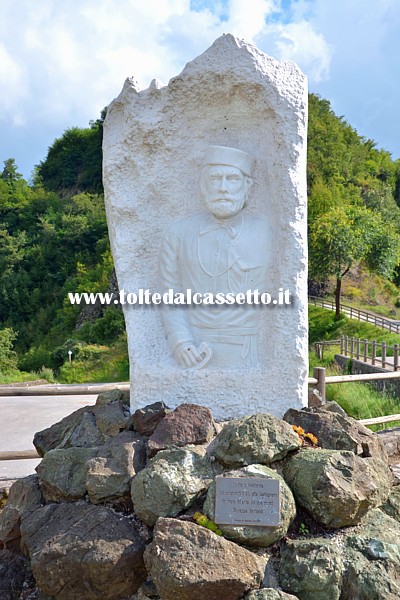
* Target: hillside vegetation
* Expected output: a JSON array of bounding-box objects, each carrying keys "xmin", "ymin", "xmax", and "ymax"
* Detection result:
[{"xmin": 1, "ymin": 94, "xmax": 400, "ymax": 381}]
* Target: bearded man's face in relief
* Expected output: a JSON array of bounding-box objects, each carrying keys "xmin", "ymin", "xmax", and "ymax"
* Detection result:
[{"xmin": 201, "ymin": 164, "xmax": 252, "ymax": 220}]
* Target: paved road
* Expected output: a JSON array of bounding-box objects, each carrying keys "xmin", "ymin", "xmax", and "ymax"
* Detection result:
[{"xmin": 0, "ymin": 394, "xmax": 97, "ymax": 482}]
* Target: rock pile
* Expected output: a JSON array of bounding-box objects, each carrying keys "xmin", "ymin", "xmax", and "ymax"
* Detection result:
[{"xmin": 1, "ymin": 392, "xmax": 400, "ymax": 599}]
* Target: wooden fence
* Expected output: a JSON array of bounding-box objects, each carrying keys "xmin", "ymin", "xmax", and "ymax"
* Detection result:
[
  {"xmin": 309, "ymin": 296, "xmax": 400, "ymax": 333},
  {"xmin": 309, "ymin": 366, "xmax": 400, "ymax": 426},
  {"xmin": 339, "ymin": 335, "xmax": 399, "ymax": 370}
]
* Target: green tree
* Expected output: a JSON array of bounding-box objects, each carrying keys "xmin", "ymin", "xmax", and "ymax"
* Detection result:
[
  {"xmin": 0, "ymin": 328, "xmax": 18, "ymax": 375},
  {"xmin": 1, "ymin": 158, "xmax": 22, "ymax": 185},
  {"xmin": 310, "ymin": 206, "xmax": 400, "ymax": 317},
  {"xmin": 36, "ymin": 109, "xmax": 106, "ymax": 196}
]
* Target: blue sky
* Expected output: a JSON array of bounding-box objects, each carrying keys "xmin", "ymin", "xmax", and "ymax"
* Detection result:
[{"xmin": 1, "ymin": 0, "xmax": 399, "ymax": 181}]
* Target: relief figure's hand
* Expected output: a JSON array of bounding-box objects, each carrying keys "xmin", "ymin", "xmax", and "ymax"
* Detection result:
[{"xmin": 174, "ymin": 341, "xmax": 212, "ymax": 369}]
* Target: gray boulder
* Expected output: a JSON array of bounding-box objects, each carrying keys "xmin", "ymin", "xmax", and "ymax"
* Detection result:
[
  {"xmin": 94, "ymin": 398, "xmax": 130, "ymax": 437},
  {"xmin": 376, "ymin": 426, "xmax": 400, "ymax": 464},
  {"xmin": 283, "ymin": 449, "xmax": 392, "ymax": 528},
  {"xmin": 342, "ymin": 508, "xmax": 400, "ymax": 599},
  {"xmin": 33, "ymin": 390, "xmax": 131, "ymax": 457},
  {"xmin": 33, "ymin": 406, "xmax": 101, "ymax": 456},
  {"xmin": 279, "ymin": 538, "xmax": 342, "ymax": 600},
  {"xmin": 147, "ymin": 403, "xmax": 215, "ymax": 457},
  {"xmin": 283, "ymin": 404, "xmax": 387, "ymax": 461},
  {"xmin": 203, "ymin": 465, "xmax": 296, "ymax": 547},
  {"xmin": 37, "ymin": 432, "xmax": 146, "ymax": 505},
  {"xmin": 20, "ymin": 502, "xmax": 147, "ymax": 600},
  {"xmin": 0, "ymin": 474, "xmax": 42, "ymax": 548},
  {"xmin": 210, "ymin": 413, "xmax": 301, "ymax": 467},
  {"xmin": 85, "ymin": 431, "xmax": 146, "ymax": 504},
  {"xmin": 95, "ymin": 388, "xmax": 126, "ymax": 406},
  {"xmin": 380, "ymin": 486, "xmax": 400, "ymax": 522},
  {"xmin": 131, "ymin": 445, "xmax": 217, "ymax": 525},
  {"xmin": 144, "ymin": 517, "xmax": 266, "ymax": 600},
  {"xmin": 36, "ymin": 447, "xmax": 98, "ymax": 502}
]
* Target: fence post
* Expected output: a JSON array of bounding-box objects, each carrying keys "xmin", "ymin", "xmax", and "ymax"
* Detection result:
[
  {"xmin": 382, "ymin": 342, "xmax": 387, "ymax": 369},
  {"xmin": 364, "ymin": 339, "xmax": 368, "ymax": 363},
  {"xmin": 356, "ymin": 338, "xmax": 360, "ymax": 360},
  {"xmin": 350, "ymin": 337, "xmax": 354, "ymax": 358},
  {"xmin": 372, "ymin": 340, "xmax": 376, "ymax": 366},
  {"xmin": 340, "ymin": 335, "xmax": 344, "ymax": 354},
  {"xmin": 395, "ymin": 344, "xmax": 399, "ymax": 371},
  {"xmin": 313, "ymin": 367, "xmax": 326, "ymax": 403},
  {"xmin": 344, "ymin": 336, "xmax": 348, "ymax": 356}
]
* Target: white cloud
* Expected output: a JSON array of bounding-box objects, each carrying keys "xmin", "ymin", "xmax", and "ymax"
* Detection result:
[
  {"xmin": 263, "ymin": 20, "xmax": 332, "ymax": 81},
  {"xmin": 1, "ymin": 0, "xmax": 399, "ymax": 177},
  {"xmin": 226, "ymin": 0, "xmax": 276, "ymax": 40},
  {"xmin": 0, "ymin": 43, "xmax": 27, "ymax": 114},
  {"xmin": 0, "ymin": 0, "xmax": 329, "ymax": 130}
]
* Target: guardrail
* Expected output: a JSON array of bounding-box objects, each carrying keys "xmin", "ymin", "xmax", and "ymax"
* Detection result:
[
  {"xmin": 0, "ymin": 382, "xmax": 130, "ymax": 397},
  {"xmin": 309, "ymin": 296, "xmax": 400, "ymax": 333},
  {"xmin": 0, "ymin": 450, "xmax": 40, "ymax": 460}
]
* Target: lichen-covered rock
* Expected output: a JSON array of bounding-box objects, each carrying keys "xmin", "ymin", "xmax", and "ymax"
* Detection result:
[
  {"xmin": 203, "ymin": 465, "xmax": 296, "ymax": 547},
  {"xmin": 144, "ymin": 517, "xmax": 266, "ymax": 600},
  {"xmin": 131, "ymin": 445, "xmax": 218, "ymax": 525},
  {"xmin": 133, "ymin": 401, "xmax": 171, "ymax": 436},
  {"xmin": 279, "ymin": 538, "xmax": 342, "ymax": 600},
  {"xmin": 283, "ymin": 449, "xmax": 392, "ymax": 528},
  {"xmin": 20, "ymin": 502, "xmax": 147, "ymax": 600},
  {"xmin": 376, "ymin": 426, "xmax": 400, "ymax": 464},
  {"xmin": 284, "ymin": 404, "xmax": 387, "ymax": 461},
  {"xmin": 342, "ymin": 508, "xmax": 400, "ymax": 599},
  {"xmin": 147, "ymin": 403, "xmax": 215, "ymax": 457},
  {"xmin": 95, "ymin": 389, "xmax": 125, "ymax": 406},
  {"xmin": 245, "ymin": 589, "xmax": 299, "ymax": 599},
  {"xmin": 0, "ymin": 475, "xmax": 42, "ymax": 548},
  {"xmin": 210, "ymin": 413, "xmax": 301, "ymax": 467},
  {"xmin": 94, "ymin": 398, "xmax": 130, "ymax": 436},
  {"xmin": 37, "ymin": 447, "xmax": 98, "ymax": 502},
  {"xmin": 380, "ymin": 486, "xmax": 400, "ymax": 522},
  {"xmin": 85, "ymin": 431, "xmax": 146, "ymax": 504}
]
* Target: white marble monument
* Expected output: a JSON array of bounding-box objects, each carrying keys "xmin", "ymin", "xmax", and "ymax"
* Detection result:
[{"xmin": 103, "ymin": 34, "xmax": 308, "ymax": 419}]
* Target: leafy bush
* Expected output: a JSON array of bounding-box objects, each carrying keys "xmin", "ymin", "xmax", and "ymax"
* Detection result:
[
  {"xmin": 78, "ymin": 307, "xmax": 125, "ymax": 345},
  {"xmin": 51, "ymin": 338, "xmax": 109, "ymax": 370},
  {"xmin": 0, "ymin": 328, "xmax": 18, "ymax": 374},
  {"xmin": 18, "ymin": 346, "xmax": 53, "ymax": 373}
]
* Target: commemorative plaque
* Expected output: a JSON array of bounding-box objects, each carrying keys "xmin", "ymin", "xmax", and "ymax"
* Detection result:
[{"xmin": 214, "ymin": 476, "xmax": 280, "ymax": 527}]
